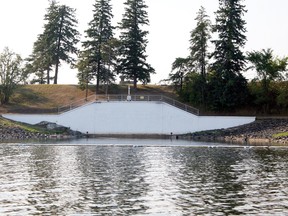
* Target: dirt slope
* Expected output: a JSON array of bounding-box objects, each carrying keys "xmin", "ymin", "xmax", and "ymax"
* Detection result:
[{"xmin": 0, "ymin": 84, "xmax": 176, "ymax": 114}]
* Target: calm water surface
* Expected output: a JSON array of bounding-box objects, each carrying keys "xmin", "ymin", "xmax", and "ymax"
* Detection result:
[{"xmin": 0, "ymin": 138, "xmax": 288, "ymax": 215}]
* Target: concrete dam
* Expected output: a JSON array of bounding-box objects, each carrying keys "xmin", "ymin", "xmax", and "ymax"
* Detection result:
[{"xmin": 3, "ymin": 95, "xmax": 255, "ymax": 136}]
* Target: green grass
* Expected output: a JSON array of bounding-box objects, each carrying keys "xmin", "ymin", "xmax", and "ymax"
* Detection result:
[
  {"xmin": 272, "ymin": 132, "xmax": 288, "ymax": 138},
  {"xmin": 0, "ymin": 116, "xmax": 60, "ymax": 135},
  {"xmin": 1, "ymin": 84, "xmax": 177, "ymax": 114}
]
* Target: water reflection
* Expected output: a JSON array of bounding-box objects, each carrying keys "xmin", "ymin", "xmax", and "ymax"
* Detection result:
[{"xmin": 0, "ymin": 139, "xmax": 288, "ymax": 215}]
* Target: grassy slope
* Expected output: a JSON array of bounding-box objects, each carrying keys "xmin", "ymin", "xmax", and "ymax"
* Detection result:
[
  {"xmin": 0, "ymin": 84, "xmax": 176, "ymax": 114},
  {"xmin": 0, "ymin": 116, "xmax": 49, "ymax": 135},
  {"xmin": 1, "ymin": 84, "xmax": 287, "ymax": 139}
]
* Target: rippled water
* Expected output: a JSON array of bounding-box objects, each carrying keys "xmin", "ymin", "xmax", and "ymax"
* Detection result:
[{"xmin": 1, "ymin": 139, "xmax": 288, "ymax": 215}]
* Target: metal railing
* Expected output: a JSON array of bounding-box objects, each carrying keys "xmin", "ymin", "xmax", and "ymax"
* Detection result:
[
  {"xmin": 57, "ymin": 94, "xmax": 96, "ymax": 114},
  {"xmin": 57, "ymin": 94, "xmax": 199, "ymax": 116}
]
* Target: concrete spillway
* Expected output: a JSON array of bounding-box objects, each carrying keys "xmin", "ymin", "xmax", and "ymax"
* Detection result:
[{"xmin": 3, "ymin": 101, "xmax": 255, "ymax": 135}]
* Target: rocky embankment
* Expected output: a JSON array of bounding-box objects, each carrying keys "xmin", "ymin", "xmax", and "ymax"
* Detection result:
[
  {"xmin": 0, "ymin": 127, "xmax": 47, "ymax": 140},
  {"xmin": 0, "ymin": 118, "xmax": 83, "ymax": 141},
  {"xmin": 188, "ymin": 118, "xmax": 288, "ymax": 145}
]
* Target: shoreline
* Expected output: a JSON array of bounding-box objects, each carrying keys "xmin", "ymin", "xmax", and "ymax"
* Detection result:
[
  {"xmin": 1, "ymin": 117, "xmax": 288, "ymax": 146},
  {"xmin": 183, "ymin": 118, "xmax": 288, "ymax": 146}
]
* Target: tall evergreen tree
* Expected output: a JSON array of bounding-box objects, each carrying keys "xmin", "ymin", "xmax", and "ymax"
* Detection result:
[
  {"xmin": 118, "ymin": 0, "xmax": 155, "ymax": 89},
  {"xmin": 188, "ymin": 6, "xmax": 211, "ymax": 106},
  {"xmin": 189, "ymin": 6, "xmax": 211, "ymax": 79},
  {"xmin": 79, "ymin": 0, "xmax": 114, "ymax": 93},
  {"xmin": 210, "ymin": 0, "xmax": 248, "ymax": 110},
  {"xmin": 52, "ymin": 4, "xmax": 80, "ymax": 84},
  {"xmin": 29, "ymin": 1, "xmax": 80, "ymax": 84},
  {"xmin": 26, "ymin": 1, "xmax": 58, "ymax": 84},
  {"xmin": 25, "ymin": 33, "xmax": 53, "ymax": 84}
]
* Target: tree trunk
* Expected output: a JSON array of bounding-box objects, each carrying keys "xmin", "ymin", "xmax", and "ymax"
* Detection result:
[
  {"xmin": 96, "ymin": 73, "xmax": 100, "ymax": 94},
  {"xmin": 54, "ymin": 11, "xmax": 64, "ymax": 85},
  {"xmin": 54, "ymin": 62, "xmax": 59, "ymax": 84},
  {"xmin": 133, "ymin": 76, "xmax": 137, "ymax": 89},
  {"xmin": 47, "ymin": 68, "xmax": 50, "ymax": 84},
  {"xmin": 96, "ymin": 60, "xmax": 101, "ymax": 94}
]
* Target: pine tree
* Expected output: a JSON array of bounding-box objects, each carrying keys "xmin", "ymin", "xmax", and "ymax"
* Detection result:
[
  {"xmin": 189, "ymin": 6, "xmax": 211, "ymax": 79},
  {"xmin": 188, "ymin": 6, "xmax": 211, "ymax": 105},
  {"xmin": 79, "ymin": 0, "xmax": 115, "ymax": 93},
  {"xmin": 26, "ymin": 1, "xmax": 58, "ymax": 84},
  {"xmin": 25, "ymin": 33, "xmax": 53, "ymax": 84},
  {"xmin": 29, "ymin": 1, "xmax": 80, "ymax": 84},
  {"xmin": 52, "ymin": 4, "xmax": 80, "ymax": 84},
  {"xmin": 210, "ymin": 0, "xmax": 248, "ymax": 110},
  {"xmin": 118, "ymin": 0, "xmax": 155, "ymax": 89}
]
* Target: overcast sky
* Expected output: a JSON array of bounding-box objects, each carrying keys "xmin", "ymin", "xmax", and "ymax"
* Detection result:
[{"xmin": 0, "ymin": 0, "xmax": 287, "ymax": 84}]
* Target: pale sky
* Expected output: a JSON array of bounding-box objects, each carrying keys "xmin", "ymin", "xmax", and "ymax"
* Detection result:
[{"xmin": 0, "ymin": 0, "xmax": 287, "ymax": 84}]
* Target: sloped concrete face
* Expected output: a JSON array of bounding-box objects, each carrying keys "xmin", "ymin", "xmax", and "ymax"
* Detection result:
[{"xmin": 3, "ymin": 101, "xmax": 255, "ymax": 135}]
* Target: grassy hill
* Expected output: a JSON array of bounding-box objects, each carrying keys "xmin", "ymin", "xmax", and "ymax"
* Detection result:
[{"xmin": 0, "ymin": 84, "xmax": 177, "ymax": 114}]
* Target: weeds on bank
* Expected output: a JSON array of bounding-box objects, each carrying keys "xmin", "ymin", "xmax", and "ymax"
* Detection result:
[{"xmin": 273, "ymin": 132, "xmax": 288, "ymax": 138}]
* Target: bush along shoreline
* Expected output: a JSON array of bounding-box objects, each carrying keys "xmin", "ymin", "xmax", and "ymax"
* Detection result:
[{"xmin": 182, "ymin": 118, "xmax": 288, "ymax": 146}]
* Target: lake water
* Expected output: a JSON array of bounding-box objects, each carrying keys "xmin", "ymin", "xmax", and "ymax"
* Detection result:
[{"xmin": 1, "ymin": 138, "xmax": 288, "ymax": 215}]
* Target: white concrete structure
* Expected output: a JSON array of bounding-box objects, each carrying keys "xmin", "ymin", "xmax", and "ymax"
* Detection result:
[{"xmin": 3, "ymin": 101, "xmax": 255, "ymax": 135}]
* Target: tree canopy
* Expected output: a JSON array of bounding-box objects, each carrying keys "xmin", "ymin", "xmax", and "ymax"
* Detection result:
[
  {"xmin": 117, "ymin": 0, "xmax": 155, "ymax": 89},
  {"xmin": 0, "ymin": 48, "xmax": 26, "ymax": 104},
  {"xmin": 27, "ymin": 0, "xmax": 80, "ymax": 84},
  {"xmin": 209, "ymin": 0, "xmax": 248, "ymax": 110},
  {"xmin": 78, "ymin": 0, "xmax": 115, "ymax": 93}
]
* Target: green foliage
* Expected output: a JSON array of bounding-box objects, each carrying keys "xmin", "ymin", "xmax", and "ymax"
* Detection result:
[
  {"xmin": 277, "ymin": 82, "xmax": 288, "ymax": 110},
  {"xmin": 118, "ymin": 0, "xmax": 155, "ymax": 88},
  {"xmin": 0, "ymin": 48, "xmax": 25, "ymax": 104},
  {"xmin": 273, "ymin": 132, "xmax": 288, "ymax": 138},
  {"xmin": 169, "ymin": 58, "xmax": 189, "ymax": 92},
  {"xmin": 210, "ymin": 0, "xmax": 248, "ymax": 110},
  {"xmin": 247, "ymin": 49, "xmax": 287, "ymax": 88},
  {"xmin": 25, "ymin": 33, "xmax": 54, "ymax": 84},
  {"xmin": 189, "ymin": 6, "xmax": 211, "ymax": 79},
  {"xmin": 78, "ymin": 0, "xmax": 115, "ymax": 93},
  {"xmin": 247, "ymin": 49, "xmax": 288, "ymax": 113},
  {"xmin": 182, "ymin": 72, "xmax": 206, "ymax": 107},
  {"xmin": 27, "ymin": 0, "xmax": 80, "ymax": 84},
  {"xmin": 170, "ymin": 6, "xmax": 211, "ymax": 107}
]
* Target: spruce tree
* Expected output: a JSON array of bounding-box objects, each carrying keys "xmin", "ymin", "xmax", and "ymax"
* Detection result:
[
  {"xmin": 25, "ymin": 33, "xmax": 53, "ymax": 84},
  {"xmin": 52, "ymin": 4, "xmax": 80, "ymax": 84},
  {"xmin": 79, "ymin": 0, "xmax": 114, "ymax": 93},
  {"xmin": 26, "ymin": 1, "xmax": 58, "ymax": 84},
  {"xmin": 188, "ymin": 6, "xmax": 211, "ymax": 106},
  {"xmin": 118, "ymin": 0, "xmax": 155, "ymax": 89},
  {"xmin": 210, "ymin": 0, "xmax": 248, "ymax": 110},
  {"xmin": 189, "ymin": 6, "xmax": 211, "ymax": 79},
  {"xmin": 29, "ymin": 1, "xmax": 80, "ymax": 84}
]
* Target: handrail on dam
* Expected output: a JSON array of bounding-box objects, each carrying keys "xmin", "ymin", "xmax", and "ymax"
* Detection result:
[{"xmin": 57, "ymin": 94, "xmax": 200, "ymax": 116}]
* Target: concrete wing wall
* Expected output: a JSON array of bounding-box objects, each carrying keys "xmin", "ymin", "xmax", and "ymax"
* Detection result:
[{"xmin": 3, "ymin": 101, "xmax": 255, "ymax": 135}]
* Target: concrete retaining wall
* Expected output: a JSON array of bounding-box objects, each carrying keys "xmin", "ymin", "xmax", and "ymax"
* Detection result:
[{"xmin": 3, "ymin": 101, "xmax": 255, "ymax": 135}]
